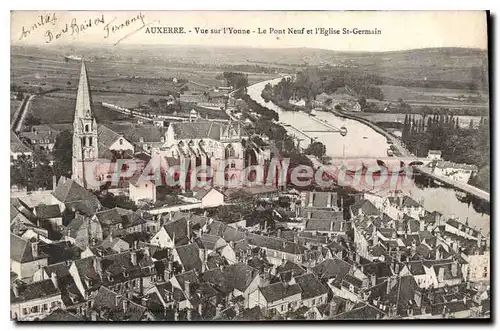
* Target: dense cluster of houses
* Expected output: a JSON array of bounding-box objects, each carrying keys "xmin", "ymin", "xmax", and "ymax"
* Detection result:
[
  {"xmin": 10, "ymin": 61, "xmax": 490, "ymax": 321},
  {"xmin": 10, "ymin": 178, "xmax": 490, "ymax": 321}
]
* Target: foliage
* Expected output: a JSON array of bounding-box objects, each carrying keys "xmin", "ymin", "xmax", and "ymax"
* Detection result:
[
  {"xmin": 304, "ymin": 141, "xmax": 326, "ymax": 158},
  {"xmin": 402, "ymin": 113, "xmax": 490, "ymax": 191},
  {"xmin": 98, "ymin": 193, "xmax": 138, "ymax": 211},
  {"xmin": 52, "ymin": 130, "xmax": 73, "ymax": 179}
]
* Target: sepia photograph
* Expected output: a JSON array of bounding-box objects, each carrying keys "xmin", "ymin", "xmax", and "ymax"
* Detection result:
[{"xmin": 9, "ymin": 10, "xmax": 490, "ymax": 321}]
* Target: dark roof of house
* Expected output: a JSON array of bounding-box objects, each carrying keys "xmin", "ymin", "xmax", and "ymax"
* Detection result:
[
  {"xmin": 11, "ymin": 279, "xmax": 60, "ymax": 303},
  {"xmin": 199, "ymin": 234, "xmax": 226, "ymax": 251},
  {"xmin": 92, "ymin": 286, "xmax": 148, "ymax": 321},
  {"xmin": 236, "ymin": 306, "xmax": 266, "ymax": 321},
  {"xmin": 164, "ymin": 217, "xmax": 190, "ymax": 244},
  {"xmin": 247, "ymin": 233, "xmax": 306, "ymax": 255},
  {"xmin": 294, "ymin": 273, "xmax": 328, "ymax": 300},
  {"xmin": 259, "ymin": 282, "xmax": 302, "ymax": 303},
  {"xmin": 303, "ymin": 210, "xmax": 344, "ymax": 221},
  {"xmin": 52, "ymin": 179, "xmax": 100, "ymax": 208},
  {"xmin": 312, "ymin": 258, "xmax": 352, "ymax": 281},
  {"xmin": 154, "ymin": 281, "xmax": 186, "ymax": 303},
  {"xmin": 224, "ymin": 263, "xmax": 259, "ymax": 292},
  {"xmin": 65, "ymin": 214, "xmax": 101, "ymax": 239},
  {"xmin": 39, "ymin": 241, "xmax": 81, "ymax": 264},
  {"xmin": 175, "ymin": 243, "xmax": 203, "ymax": 272},
  {"xmin": 303, "ymin": 191, "xmax": 337, "ymax": 209},
  {"xmin": 94, "ymin": 208, "xmax": 125, "ymax": 226},
  {"xmin": 34, "ymin": 204, "xmax": 61, "ymax": 219},
  {"xmin": 42, "ymin": 308, "xmax": 82, "ymax": 321},
  {"xmin": 305, "ymin": 219, "xmax": 345, "ymax": 232},
  {"xmin": 276, "ymin": 260, "xmax": 306, "ymax": 277},
  {"xmin": 385, "ymin": 275, "xmax": 420, "ymax": 310},
  {"xmin": 351, "ymin": 199, "xmax": 379, "ymax": 216},
  {"xmin": 330, "ymin": 303, "xmax": 385, "ymax": 320},
  {"xmin": 343, "ymin": 274, "xmax": 363, "ymax": 288},
  {"xmin": 407, "ymin": 261, "xmax": 426, "ymax": 275},
  {"xmin": 10, "ymin": 234, "xmax": 47, "ymax": 263},
  {"xmin": 97, "ymin": 125, "xmax": 124, "ymax": 149},
  {"xmin": 106, "ymin": 123, "xmax": 167, "ymax": 143}
]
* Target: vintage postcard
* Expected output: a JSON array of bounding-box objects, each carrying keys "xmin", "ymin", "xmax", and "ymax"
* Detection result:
[{"xmin": 10, "ymin": 11, "xmax": 490, "ymax": 321}]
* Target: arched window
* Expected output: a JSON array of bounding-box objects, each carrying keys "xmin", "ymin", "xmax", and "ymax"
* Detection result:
[
  {"xmin": 85, "ymin": 124, "xmax": 89, "ymax": 132},
  {"xmin": 225, "ymin": 144, "xmax": 235, "ymax": 159},
  {"xmin": 82, "ymin": 137, "xmax": 86, "ymax": 147},
  {"xmin": 119, "ymin": 138, "xmax": 123, "ymax": 145},
  {"xmin": 89, "ymin": 137, "xmax": 93, "ymax": 147}
]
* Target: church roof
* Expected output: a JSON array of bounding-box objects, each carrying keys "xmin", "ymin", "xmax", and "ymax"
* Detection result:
[{"xmin": 75, "ymin": 61, "xmax": 93, "ymax": 120}]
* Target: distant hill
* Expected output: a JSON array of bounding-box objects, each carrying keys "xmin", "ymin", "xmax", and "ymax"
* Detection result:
[{"xmin": 11, "ymin": 44, "xmax": 489, "ymax": 89}]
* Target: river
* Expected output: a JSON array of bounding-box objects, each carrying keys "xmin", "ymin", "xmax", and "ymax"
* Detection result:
[{"xmin": 246, "ymin": 77, "xmax": 490, "ymax": 235}]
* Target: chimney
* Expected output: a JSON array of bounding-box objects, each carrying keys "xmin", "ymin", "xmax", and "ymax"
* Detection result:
[
  {"xmin": 187, "ymin": 308, "xmax": 192, "ymax": 321},
  {"xmin": 50, "ymin": 272, "xmax": 58, "ymax": 289},
  {"xmin": 130, "ymin": 251, "xmax": 137, "ymax": 266},
  {"xmin": 371, "ymin": 273, "xmax": 377, "ymax": 287},
  {"xmin": 419, "ymin": 220, "xmax": 425, "ymax": 232},
  {"xmin": 184, "ymin": 280, "xmax": 191, "ymax": 299},
  {"xmin": 438, "ymin": 267, "xmax": 445, "ymax": 281},
  {"xmin": 52, "ymin": 175, "xmax": 57, "ymax": 191},
  {"xmin": 198, "ymin": 303, "xmax": 203, "ymax": 316},
  {"xmin": 91, "ymin": 310, "xmax": 98, "ymax": 321},
  {"xmin": 186, "ymin": 219, "xmax": 191, "ymax": 239},
  {"xmin": 372, "ymin": 225, "xmax": 378, "ymax": 246},
  {"xmin": 174, "ymin": 309, "xmax": 179, "ymax": 321},
  {"xmin": 451, "ymin": 263, "xmax": 458, "ymax": 277},
  {"xmin": 93, "ymin": 257, "xmax": 102, "ymax": 275},
  {"xmin": 31, "ymin": 241, "xmax": 39, "ymax": 258},
  {"xmin": 144, "ymin": 246, "xmax": 150, "ymax": 257},
  {"xmin": 12, "ymin": 283, "xmax": 19, "ymax": 297},
  {"xmin": 122, "ymin": 299, "xmax": 129, "ymax": 312},
  {"xmin": 355, "ymin": 253, "xmax": 360, "ymax": 264},
  {"xmin": 216, "ymin": 303, "xmax": 223, "ymax": 317},
  {"xmin": 115, "ymin": 294, "xmax": 122, "ymax": 306}
]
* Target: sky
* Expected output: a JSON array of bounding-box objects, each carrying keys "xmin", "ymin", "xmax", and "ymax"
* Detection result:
[{"xmin": 11, "ymin": 11, "xmax": 488, "ymax": 52}]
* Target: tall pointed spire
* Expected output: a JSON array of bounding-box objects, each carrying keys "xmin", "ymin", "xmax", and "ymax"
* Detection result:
[{"xmin": 75, "ymin": 60, "xmax": 93, "ymax": 120}]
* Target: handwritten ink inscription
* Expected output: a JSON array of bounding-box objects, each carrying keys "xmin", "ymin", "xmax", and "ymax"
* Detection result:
[
  {"xmin": 19, "ymin": 12, "xmax": 156, "ymax": 46},
  {"xmin": 19, "ymin": 13, "xmax": 58, "ymax": 41},
  {"xmin": 45, "ymin": 15, "xmax": 105, "ymax": 43}
]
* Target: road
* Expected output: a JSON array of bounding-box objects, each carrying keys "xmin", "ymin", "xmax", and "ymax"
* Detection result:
[{"xmin": 12, "ymin": 94, "xmax": 35, "ymax": 133}]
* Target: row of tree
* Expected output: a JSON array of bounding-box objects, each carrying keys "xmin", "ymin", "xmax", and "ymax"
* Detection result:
[{"xmin": 402, "ymin": 113, "xmax": 490, "ymax": 191}]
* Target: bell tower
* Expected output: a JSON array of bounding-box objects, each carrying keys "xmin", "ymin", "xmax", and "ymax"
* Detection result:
[{"xmin": 72, "ymin": 60, "xmax": 99, "ymax": 189}]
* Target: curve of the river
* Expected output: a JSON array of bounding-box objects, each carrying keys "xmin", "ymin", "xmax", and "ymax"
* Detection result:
[
  {"xmin": 247, "ymin": 78, "xmax": 391, "ymax": 159},
  {"xmin": 246, "ymin": 77, "xmax": 490, "ymax": 235}
]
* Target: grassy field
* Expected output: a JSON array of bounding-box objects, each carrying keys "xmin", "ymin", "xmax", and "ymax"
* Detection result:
[
  {"xmin": 29, "ymin": 95, "xmax": 130, "ymax": 124},
  {"xmin": 10, "ymin": 99, "xmax": 21, "ymax": 120}
]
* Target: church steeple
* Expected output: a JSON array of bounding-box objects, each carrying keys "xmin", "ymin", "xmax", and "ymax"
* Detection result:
[
  {"xmin": 72, "ymin": 60, "xmax": 99, "ymax": 189},
  {"xmin": 75, "ymin": 60, "xmax": 93, "ymax": 120}
]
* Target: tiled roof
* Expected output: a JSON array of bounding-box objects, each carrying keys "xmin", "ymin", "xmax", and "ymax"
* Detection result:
[
  {"xmin": 247, "ymin": 233, "xmax": 306, "ymax": 255},
  {"xmin": 224, "ymin": 263, "xmax": 258, "ymax": 292},
  {"xmin": 34, "ymin": 204, "xmax": 61, "ymax": 219},
  {"xmin": 94, "ymin": 208, "xmax": 124, "ymax": 226},
  {"xmin": 312, "ymin": 258, "xmax": 352, "ymax": 281},
  {"xmin": 175, "ymin": 243, "xmax": 203, "ymax": 272},
  {"xmin": 11, "ymin": 279, "xmax": 60, "ymax": 303},
  {"xmin": 330, "ymin": 303, "xmax": 385, "ymax": 320},
  {"xmin": 92, "ymin": 286, "xmax": 148, "ymax": 321},
  {"xmin": 259, "ymin": 282, "xmax": 301, "ymax": 303},
  {"xmin": 52, "ymin": 179, "xmax": 100, "ymax": 208},
  {"xmin": 42, "ymin": 309, "xmax": 82, "ymax": 321},
  {"xmin": 164, "ymin": 217, "xmax": 190, "ymax": 245},
  {"xmin": 10, "ymin": 131, "xmax": 32, "ymax": 154},
  {"xmin": 199, "ymin": 234, "xmax": 226, "ymax": 251},
  {"xmin": 305, "ymin": 219, "xmax": 345, "ymax": 232},
  {"xmin": 170, "ymin": 121, "xmax": 231, "ymax": 141},
  {"xmin": 294, "ymin": 273, "xmax": 328, "ymax": 300},
  {"xmin": 106, "ymin": 123, "xmax": 167, "ymax": 143},
  {"xmin": 351, "ymin": 199, "xmax": 379, "ymax": 216},
  {"xmin": 97, "ymin": 125, "xmax": 124, "ymax": 150},
  {"xmin": 10, "ymin": 234, "xmax": 47, "ymax": 263}
]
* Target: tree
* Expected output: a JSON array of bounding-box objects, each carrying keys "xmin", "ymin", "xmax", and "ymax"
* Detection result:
[
  {"xmin": 304, "ymin": 141, "xmax": 326, "ymax": 158},
  {"xmin": 358, "ymin": 96, "xmax": 367, "ymax": 110},
  {"xmin": 25, "ymin": 114, "xmax": 41, "ymax": 127},
  {"xmin": 53, "ymin": 130, "xmax": 73, "ymax": 179}
]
